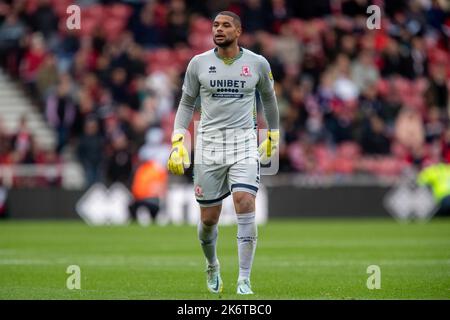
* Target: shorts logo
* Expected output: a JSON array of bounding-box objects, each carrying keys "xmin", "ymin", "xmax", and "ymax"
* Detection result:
[
  {"xmin": 195, "ymin": 185, "xmax": 204, "ymax": 198},
  {"xmin": 240, "ymin": 66, "xmax": 251, "ymax": 77}
]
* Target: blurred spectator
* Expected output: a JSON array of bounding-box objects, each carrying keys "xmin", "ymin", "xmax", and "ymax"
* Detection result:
[
  {"xmin": 20, "ymin": 33, "xmax": 47, "ymax": 93},
  {"xmin": 380, "ymin": 37, "xmax": 414, "ymax": 79},
  {"xmin": 426, "ymin": 0, "xmax": 447, "ymax": 31},
  {"xmin": 417, "ymin": 162, "xmax": 450, "ymax": 217},
  {"xmin": 0, "ymin": 13, "xmax": 26, "ymax": 76},
  {"xmin": 35, "ymin": 53, "xmax": 59, "ymax": 102},
  {"xmin": 441, "ymin": 128, "xmax": 450, "ymax": 164},
  {"xmin": 129, "ymin": 158, "xmax": 168, "ymax": 224},
  {"xmin": 359, "ymin": 83, "xmax": 383, "ymax": 118},
  {"xmin": 36, "ymin": 150, "xmax": 62, "ymax": 187},
  {"xmin": 305, "ymin": 108, "xmax": 328, "ymax": 143},
  {"xmin": 241, "ymin": 0, "xmax": 270, "ymax": 33},
  {"xmin": 360, "ymin": 115, "xmax": 391, "ymax": 155},
  {"xmin": 145, "ymin": 69, "xmax": 177, "ymax": 120},
  {"xmin": 77, "ymin": 118, "xmax": 104, "ymax": 186},
  {"xmin": 410, "ymin": 36, "xmax": 428, "ymax": 78},
  {"xmin": 166, "ymin": 0, "xmax": 189, "ymax": 47},
  {"xmin": 108, "ymin": 67, "xmax": 130, "ymax": 104},
  {"xmin": 274, "ymin": 23, "xmax": 303, "ymax": 74},
  {"xmin": 45, "ymin": 79, "xmax": 76, "ymax": 153},
  {"xmin": 395, "ymin": 107, "xmax": 425, "ymax": 153},
  {"xmin": 341, "ymin": 0, "xmax": 369, "ymax": 17},
  {"xmin": 331, "ymin": 54, "xmax": 359, "ymax": 101},
  {"xmin": 267, "ymin": 0, "xmax": 292, "ymax": 34},
  {"xmin": 54, "ymin": 29, "xmax": 80, "ymax": 73},
  {"xmin": 106, "ymin": 132, "xmax": 132, "ymax": 185},
  {"xmin": 129, "ymin": 128, "xmax": 168, "ymax": 224},
  {"xmin": 0, "ymin": 116, "xmax": 12, "ymax": 164},
  {"xmin": 339, "ymin": 33, "xmax": 358, "ymax": 60},
  {"xmin": 351, "ymin": 50, "xmax": 379, "ymax": 92},
  {"xmin": 11, "ymin": 116, "xmax": 34, "ymax": 164},
  {"xmin": 425, "ymin": 64, "xmax": 449, "ymax": 112},
  {"xmin": 73, "ymin": 89, "xmax": 96, "ymax": 137},
  {"xmin": 30, "ymin": 0, "xmax": 58, "ymax": 39},
  {"xmin": 131, "ymin": 1, "xmax": 167, "ymax": 48},
  {"xmin": 138, "ymin": 127, "xmax": 171, "ymax": 168},
  {"xmin": 424, "ymin": 107, "xmax": 445, "ymax": 143},
  {"xmin": 325, "ymin": 107, "xmax": 357, "ymax": 144},
  {"xmin": 378, "ymin": 82, "xmax": 403, "ymax": 128},
  {"xmin": 123, "ymin": 43, "xmax": 147, "ymax": 81}
]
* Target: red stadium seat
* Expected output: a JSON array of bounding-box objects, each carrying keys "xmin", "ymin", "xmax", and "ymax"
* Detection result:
[
  {"xmin": 25, "ymin": 0, "xmax": 38, "ymax": 14},
  {"xmin": 146, "ymin": 49, "xmax": 181, "ymax": 73},
  {"xmin": 188, "ymin": 33, "xmax": 214, "ymax": 52},
  {"xmin": 191, "ymin": 18, "xmax": 212, "ymax": 34},
  {"xmin": 102, "ymin": 18, "xmax": 126, "ymax": 42},
  {"xmin": 78, "ymin": 16, "xmax": 98, "ymax": 38},
  {"xmin": 174, "ymin": 47, "xmax": 195, "ymax": 67},
  {"xmin": 107, "ymin": 3, "xmax": 132, "ymax": 20},
  {"xmin": 337, "ymin": 142, "xmax": 361, "ymax": 159},
  {"xmin": 413, "ymin": 78, "xmax": 428, "ymax": 95},
  {"xmin": 376, "ymin": 79, "xmax": 389, "ymax": 97},
  {"xmin": 288, "ymin": 19, "xmax": 304, "ymax": 38},
  {"xmin": 332, "ymin": 157, "xmax": 354, "ymax": 174},
  {"xmin": 51, "ymin": 0, "xmax": 73, "ymax": 18},
  {"xmin": 83, "ymin": 4, "xmax": 104, "ymax": 21}
]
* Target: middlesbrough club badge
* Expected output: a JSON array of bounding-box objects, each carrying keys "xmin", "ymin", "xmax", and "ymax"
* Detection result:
[
  {"xmin": 241, "ymin": 65, "xmax": 251, "ymax": 77},
  {"xmin": 195, "ymin": 185, "xmax": 204, "ymax": 198}
]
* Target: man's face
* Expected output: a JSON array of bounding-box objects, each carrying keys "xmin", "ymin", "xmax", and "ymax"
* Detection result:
[{"xmin": 212, "ymin": 15, "xmax": 241, "ymax": 48}]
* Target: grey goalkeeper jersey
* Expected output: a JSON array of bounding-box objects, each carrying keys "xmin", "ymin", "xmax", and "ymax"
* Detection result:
[{"xmin": 175, "ymin": 47, "xmax": 279, "ymax": 149}]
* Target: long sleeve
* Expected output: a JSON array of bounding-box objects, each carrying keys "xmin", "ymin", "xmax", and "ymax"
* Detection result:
[
  {"xmin": 173, "ymin": 56, "xmax": 200, "ymax": 136},
  {"xmin": 173, "ymin": 92, "xmax": 197, "ymax": 136},
  {"xmin": 257, "ymin": 56, "xmax": 279, "ymax": 130},
  {"xmin": 260, "ymin": 90, "xmax": 279, "ymax": 130}
]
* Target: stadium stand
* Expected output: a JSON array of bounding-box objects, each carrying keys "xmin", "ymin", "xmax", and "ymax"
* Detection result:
[{"xmin": 0, "ymin": 0, "xmax": 448, "ymax": 188}]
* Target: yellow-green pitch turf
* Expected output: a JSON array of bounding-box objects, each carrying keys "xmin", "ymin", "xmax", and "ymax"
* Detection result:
[{"xmin": 0, "ymin": 218, "xmax": 449, "ymax": 299}]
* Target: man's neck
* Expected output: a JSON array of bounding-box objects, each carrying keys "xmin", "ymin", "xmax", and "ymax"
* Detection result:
[{"xmin": 216, "ymin": 44, "xmax": 240, "ymax": 59}]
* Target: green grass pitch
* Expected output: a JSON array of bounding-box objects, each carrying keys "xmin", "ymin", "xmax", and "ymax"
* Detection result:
[{"xmin": 0, "ymin": 218, "xmax": 449, "ymax": 300}]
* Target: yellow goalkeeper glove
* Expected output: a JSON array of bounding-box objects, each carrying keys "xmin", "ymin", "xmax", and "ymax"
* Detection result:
[
  {"xmin": 258, "ymin": 130, "xmax": 280, "ymax": 164},
  {"xmin": 167, "ymin": 133, "xmax": 190, "ymax": 175}
]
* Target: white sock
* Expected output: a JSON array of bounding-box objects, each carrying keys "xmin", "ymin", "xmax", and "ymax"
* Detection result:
[
  {"xmin": 236, "ymin": 212, "xmax": 257, "ymax": 281},
  {"xmin": 198, "ymin": 222, "xmax": 218, "ymax": 266}
]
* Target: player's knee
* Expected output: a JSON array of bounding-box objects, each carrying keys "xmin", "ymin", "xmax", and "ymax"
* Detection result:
[
  {"xmin": 201, "ymin": 217, "xmax": 219, "ymax": 226},
  {"xmin": 200, "ymin": 206, "xmax": 221, "ymax": 226},
  {"xmin": 234, "ymin": 193, "xmax": 255, "ymax": 213}
]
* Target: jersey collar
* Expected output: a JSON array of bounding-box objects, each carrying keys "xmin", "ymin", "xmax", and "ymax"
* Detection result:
[{"xmin": 214, "ymin": 47, "xmax": 243, "ymax": 65}]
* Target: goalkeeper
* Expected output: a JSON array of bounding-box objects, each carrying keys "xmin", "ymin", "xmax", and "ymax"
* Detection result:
[{"xmin": 167, "ymin": 11, "xmax": 279, "ymax": 295}]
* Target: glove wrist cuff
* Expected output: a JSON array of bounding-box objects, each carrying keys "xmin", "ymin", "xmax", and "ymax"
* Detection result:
[
  {"xmin": 268, "ymin": 130, "xmax": 280, "ymax": 141},
  {"xmin": 171, "ymin": 133, "xmax": 184, "ymax": 145}
]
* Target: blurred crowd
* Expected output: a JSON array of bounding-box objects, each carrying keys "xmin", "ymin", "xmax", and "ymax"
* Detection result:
[{"xmin": 0, "ymin": 0, "xmax": 449, "ymax": 188}]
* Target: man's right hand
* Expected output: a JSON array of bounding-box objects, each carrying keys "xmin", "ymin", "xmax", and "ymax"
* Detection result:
[
  {"xmin": 167, "ymin": 133, "xmax": 190, "ymax": 175},
  {"xmin": 258, "ymin": 130, "xmax": 280, "ymax": 164}
]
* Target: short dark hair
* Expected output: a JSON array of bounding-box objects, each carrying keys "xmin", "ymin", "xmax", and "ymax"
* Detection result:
[{"xmin": 215, "ymin": 11, "xmax": 241, "ymax": 28}]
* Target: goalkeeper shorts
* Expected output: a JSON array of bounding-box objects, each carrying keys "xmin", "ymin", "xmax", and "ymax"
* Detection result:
[{"xmin": 193, "ymin": 146, "xmax": 260, "ymax": 207}]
